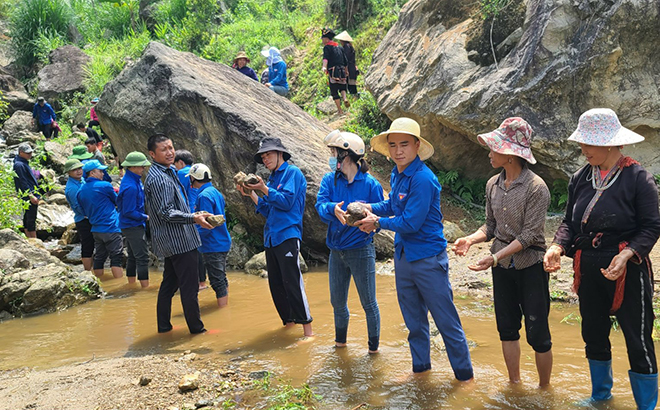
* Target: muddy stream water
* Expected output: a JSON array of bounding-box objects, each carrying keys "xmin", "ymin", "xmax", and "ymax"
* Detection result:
[{"xmin": 0, "ymin": 268, "xmax": 645, "ymax": 409}]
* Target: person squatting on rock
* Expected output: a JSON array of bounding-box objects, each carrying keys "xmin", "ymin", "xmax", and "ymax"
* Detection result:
[
  {"xmin": 63, "ymin": 158, "xmax": 94, "ymax": 271},
  {"xmin": 118, "ymin": 152, "xmax": 152, "ymax": 288},
  {"xmin": 321, "ymin": 29, "xmax": 350, "ymax": 115},
  {"xmin": 261, "ymin": 47, "xmax": 289, "ymax": 97},
  {"xmin": 453, "ymin": 118, "xmax": 553, "ymax": 387},
  {"xmin": 144, "ymin": 134, "xmax": 214, "ymax": 334},
  {"xmin": 189, "ymin": 163, "xmax": 232, "ymax": 308},
  {"xmin": 232, "ymin": 51, "xmax": 259, "ymax": 81},
  {"xmin": 13, "ymin": 143, "xmax": 40, "ymax": 238},
  {"xmin": 76, "ymin": 160, "xmax": 124, "ymax": 280},
  {"xmin": 356, "ymin": 118, "xmax": 474, "ymax": 381},
  {"xmin": 78, "ymin": 122, "xmax": 102, "ymax": 148},
  {"xmin": 315, "ymin": 130, "xmax": 383, "ymax": 353},
  {"xmin": 174, "ymin": 149, "xmax": 208, "ymax": 291},
  {"xmin": 32, "ymin": 97, "xmax": 56, "ymax": 140},
  {"xmin": 334, "ymin": 31, "xmax": 359, "ymax": 97},
  {"xmin": 237, "ymin": 137, "xmax": 313, "ymax": 337},
  {"xmin": 544, "ymin": 108, "xmax": 660, "ymax": 410}
]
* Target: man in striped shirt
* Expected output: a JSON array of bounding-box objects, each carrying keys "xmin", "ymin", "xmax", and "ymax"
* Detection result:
[{"xmin": 144, "ymin": 134, "xmax": 213, "ymax": 334}]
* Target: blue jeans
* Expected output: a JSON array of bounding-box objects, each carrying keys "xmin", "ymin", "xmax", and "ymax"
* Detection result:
[
  {"xmin": 329, "ymin": 243, "xmax": 380, "ymax": 351},
  {"xmin": 395, "ymin": 250, "xmax": 473, "ymax": 380},
  {"xmin": 268, "ymin": 84, "xmax": 288, "ymax": 96}
]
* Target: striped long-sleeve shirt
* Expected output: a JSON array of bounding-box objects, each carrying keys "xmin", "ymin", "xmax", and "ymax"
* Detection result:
[{"xmin": 144, "ymin": 161, "xmax": 201, "ymax": 257}]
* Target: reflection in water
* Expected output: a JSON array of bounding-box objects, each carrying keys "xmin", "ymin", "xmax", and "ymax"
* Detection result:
[{"xmin": 0, "ymin": 269, "xmax": 647, "ymax": 409}]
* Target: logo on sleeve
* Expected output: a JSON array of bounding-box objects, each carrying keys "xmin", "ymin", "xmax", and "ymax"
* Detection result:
[
  {"xmin": 398, "ymin": 193, "xmax": 407, "ymax": 200},
  {"xmin": 277, "ymin": 184, "xmax": 282, "ymax": 189}
]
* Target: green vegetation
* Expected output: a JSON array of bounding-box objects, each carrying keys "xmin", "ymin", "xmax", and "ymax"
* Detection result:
[
  {"xmin": 0, "ymin": 165, "xmax": 29, "ymax": 231},
  {"xmin": 253, "ymin": 373, "xmax": 322, "ymax": 410},
  {"xmin": 343, "ymin": 92, "xmax": 391, "ymax": 142},
  {"xmin": 436, "ymin": 169, "xmax": 488, "ymax": 206}
]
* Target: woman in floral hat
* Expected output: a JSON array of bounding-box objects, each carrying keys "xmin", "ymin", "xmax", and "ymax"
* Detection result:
[
  {"xmin": 544, "ymin": 108, "xmax": 659, "ymax": 409},
  {"xmin": 453, "ymin": 117, "xmax": 553, "ymax": 387}
]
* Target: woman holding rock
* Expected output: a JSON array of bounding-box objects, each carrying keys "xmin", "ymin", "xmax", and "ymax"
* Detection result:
[
  {"xmin": 544, "ymin": 108, "xmax": 660, "ymax": 409},
  {"xmin": 453, "ymin": 117, "xmax": 553, "ymax": 387},
  {"xmin": 315, "ymin": 130, "xmax": 384, "ymax": 353}
]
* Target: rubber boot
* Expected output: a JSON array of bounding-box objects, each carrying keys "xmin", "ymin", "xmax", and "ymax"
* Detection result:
[
  {"xmin": 629, "ymin": 370, "xmax": 658, "ymax": 410},
  {"xmin": 589, "ymin": 359, "xmax": 613, "ymax": 401}
]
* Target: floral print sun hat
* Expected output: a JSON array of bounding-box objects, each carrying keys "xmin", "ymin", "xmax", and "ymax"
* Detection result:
[
  {"xmin": 567, "ymin": 108, "xmax": 645, "ymax": 146},
  {"xmin": 477, "ymin": 117, "xmax": 536, "ymax": 164}
]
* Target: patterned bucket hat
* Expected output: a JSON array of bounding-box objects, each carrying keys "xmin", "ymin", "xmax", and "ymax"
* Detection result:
[
  {"xmin": 567, "ymin": 108, "xmax": 644, "ymax": 146},
  {"xmin": 477, "ymin": 117, "xmax": 536, "ymax": 164}
]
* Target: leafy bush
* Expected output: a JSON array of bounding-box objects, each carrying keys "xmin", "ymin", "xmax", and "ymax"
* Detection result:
[
  {"xmin": 9, "ymin": 0, "xmax": 73, "ymax": 68},
  {"xmin": 550, "ymin": 179, "xmax": 568, "ymax": 212},
  {"xmin": 436, "ymin": 169, "xmax": 488, "ymax": 205},
  {"xmin": 0, "ymin": 164, "xmax": 29, "ymax": 232},
  {"xmin": 343, "ymin": 92, "xmax": 390, "ymax": 143},
  {"xmin": 70, "ymin": 0, "xmax": 141, "ymax": 41}
]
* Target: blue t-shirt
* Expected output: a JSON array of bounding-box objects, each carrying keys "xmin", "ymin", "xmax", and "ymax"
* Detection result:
[
  {"xmin": 316, "ymin": 170, "xmax": 384, "ymax": 250},
  {"xmin": 117, "ymin": 169, "xmax": 148, "ymax": 229},
  {"xmin": 195, "ymin": 182, "xmax": 231, "ymax": 253},
  {"xmin": 255, "ymin": 162, "xmax": 306, "ymax": 247},
  {"xmin": 65, "ymin": 177, "xmax": 86, "ymax": 223},
  {"xmin": 371, "ymin": 156, "xmax": 447, "ymax": 262},
  {"xmin": 77, "ymin": 177, "xmax": 120, "ymax": 233}
]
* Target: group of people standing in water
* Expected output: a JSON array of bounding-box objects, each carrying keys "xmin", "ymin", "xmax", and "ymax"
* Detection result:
[{"xmin": 307, "ymin": 109, "xmax": 658, "ymax": 409}]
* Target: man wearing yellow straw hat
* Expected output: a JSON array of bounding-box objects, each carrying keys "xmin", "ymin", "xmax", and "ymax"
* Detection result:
[
  {"xmin": 357, "ymin": 117, "xmax": 474, "ymax": 381},
  {"xmin": 232, "ymin": 51, "xmax": 258, "ymax": 81}
]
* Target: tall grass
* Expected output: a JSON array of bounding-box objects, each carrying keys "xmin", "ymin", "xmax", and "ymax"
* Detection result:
[{"xmin": 9, "ymin": 0, "xmax": 73, "ymax": 68}]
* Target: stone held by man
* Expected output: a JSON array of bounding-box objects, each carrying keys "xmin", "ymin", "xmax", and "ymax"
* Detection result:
[
  {"xmin": 194, "ymin": 211, "xmax": 225, "ymax": 227},
  {"xmin": 233, "ymin": 171, "xmax": 260, "ymax": 193}
]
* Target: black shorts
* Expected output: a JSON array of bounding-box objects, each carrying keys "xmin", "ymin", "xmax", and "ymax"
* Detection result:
[
  {"xmin": 76, "ymin": 219, "xmax": 94, "ymax": 258},
  {"xmin": 92, "ymin": 232, "xmax": 124, "ymax": 269},
  {"xmin": 328, "ymin": 82, "xmax": 347, "ymax": 100},
  {"xmin": 492, "ymin": 262, "xmax": 552, "ymax": 353},
  {"xmin": 23, "ymin": 203, "xmax": 38, "ymax": 232}
]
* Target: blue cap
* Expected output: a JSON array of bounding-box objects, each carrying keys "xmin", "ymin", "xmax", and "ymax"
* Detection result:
[{"xmin": 82, "ymin": 159, "xmax": 108, "ymax": 173}]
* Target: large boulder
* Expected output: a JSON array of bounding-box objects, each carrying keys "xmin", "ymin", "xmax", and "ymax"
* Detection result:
[
  {"xmin": 37, "ymin": 45, "xmax": 91, "ymax": 104},
  {"xmin": 96, "ymin": 41, "xmax": 332, "ymax": 256},
  {"xmin": 44, "ymin": 137, "xmax": 84, "ymax": 174},
  {"xmin": 0, "ymin": 68, "xmax": 32, "ymax": 114},
  {"xmin": 36, "ymin": 204, "xmax": 76, "ymax": 239},
  {"xmin": 0, "ymin": 229, "xmax": 102, "ymax": 316},
  {"xmin": 366, "ymin": 0, "xmax": 660, "ymax": 179},
  {"xmin": 2, "ymin": 110, "xmax": 41, "ymax": 145}
]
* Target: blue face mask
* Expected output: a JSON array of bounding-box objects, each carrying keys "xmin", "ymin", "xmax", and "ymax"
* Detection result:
[{"xmin": 329, "ymin": 156, "xmax": 338, "ymax": 171}]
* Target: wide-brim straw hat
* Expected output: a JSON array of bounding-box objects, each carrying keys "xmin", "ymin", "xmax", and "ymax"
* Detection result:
[
  {"xmin": 254, "ymin": 137, "xmax": 291, "ymax": 164},
  {"xmin": 121, "ymin": 151, "xmax": 151, "ymax": 167},
  {"xmin": 370, "ymin": 117, "xmax": 434, "ymax": 161},
  {"xmin": 63, "ymin": 159, "xmax": 83, "ymax": 173},
  {"xmin": 567, "ymin": 108, "xmax": 645, "ymax": 146},
  {"xmin": 233, "ymin": 51, "xmax": 250, "ymax": 63},
  {"xmin": 477, "ymin": 117, "xmax": 537, "ymax": 164},
  {"xmin": 334, "ymin": 31, "xmax": 353, "ymax": 42}
]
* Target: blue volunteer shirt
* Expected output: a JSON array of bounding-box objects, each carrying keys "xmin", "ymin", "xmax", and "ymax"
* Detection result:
[
  {"xmin": 255, "ymin": 162, "xmax": 306, "ymax": 247},
  {"xmin": 65, "ymin": 177, "xmax": 86, "ymax": 223},
  {"xmin": 195, "ymin": 182, "xmax": 232, "ymax": 253},
  {"xmin": 32, "ymin": 102, "xmax": 56, "ymax": 125},
  {"xmin": 268, "ymin": 61, "xmax": 289, "ymax": 90},
  {"xmin": 76, "ymin": 177, "xmax": 120, "ymax": 233},
  {"xmin": 176, "ymin": 165, "xmax": 198, "ymax": 210},
  {"xmin": 371, "ymin": 156, "xmax": 447, "ymax": 262},
  {"xmin": 316, "ymin": 170, "xmax": 384, "ymax": 250},
  {"xmin": 13, "ymin": 155, "xmax": 39, "ymax": 199},
  {"xmin": 117, "ymin": 169, "xmax": 148, "ymax": 229}
]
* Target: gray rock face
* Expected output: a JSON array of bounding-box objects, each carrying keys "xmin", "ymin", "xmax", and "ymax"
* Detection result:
[
  {"xmin": 2, "ymin": 110, "xmax": 40, "ymax": 145},
  {"xmin": 0, "ymin": 229, "xmax": 101, "ymax": 316},
  {"xmin": 366, "ymin": 0, "xmax": 660, "ymax": 179},
  {"xmin": 36, "ymin": 204, "xmax": 75, "ymax": 239},
  {"xmin": 96, "ymin": 41, "xmax": 332, "ymax": 256},
  {"xmin": 37, "ymin": 45, "xmax": 91, "ymax": 104},
  {"xmin": 0, "ymin": 69, "xmax": 32, "ymax": 114},
  {"xmin": 443, "ymin": 221, "xmax": 467, "ymax": 243},
  {"xmin": 44, "ymin": 137, "xmax": 83, "ymax": 174}
]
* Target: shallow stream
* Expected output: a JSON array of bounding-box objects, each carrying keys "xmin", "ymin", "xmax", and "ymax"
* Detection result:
[{"xmin": 0, "ymin": 269, "xmax": 647, "ymax": 409}]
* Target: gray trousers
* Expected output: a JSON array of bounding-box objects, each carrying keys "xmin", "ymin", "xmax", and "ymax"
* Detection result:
[{"xmin": 122, "ymin": 226, "xmax": 150, "ymax": 280}]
